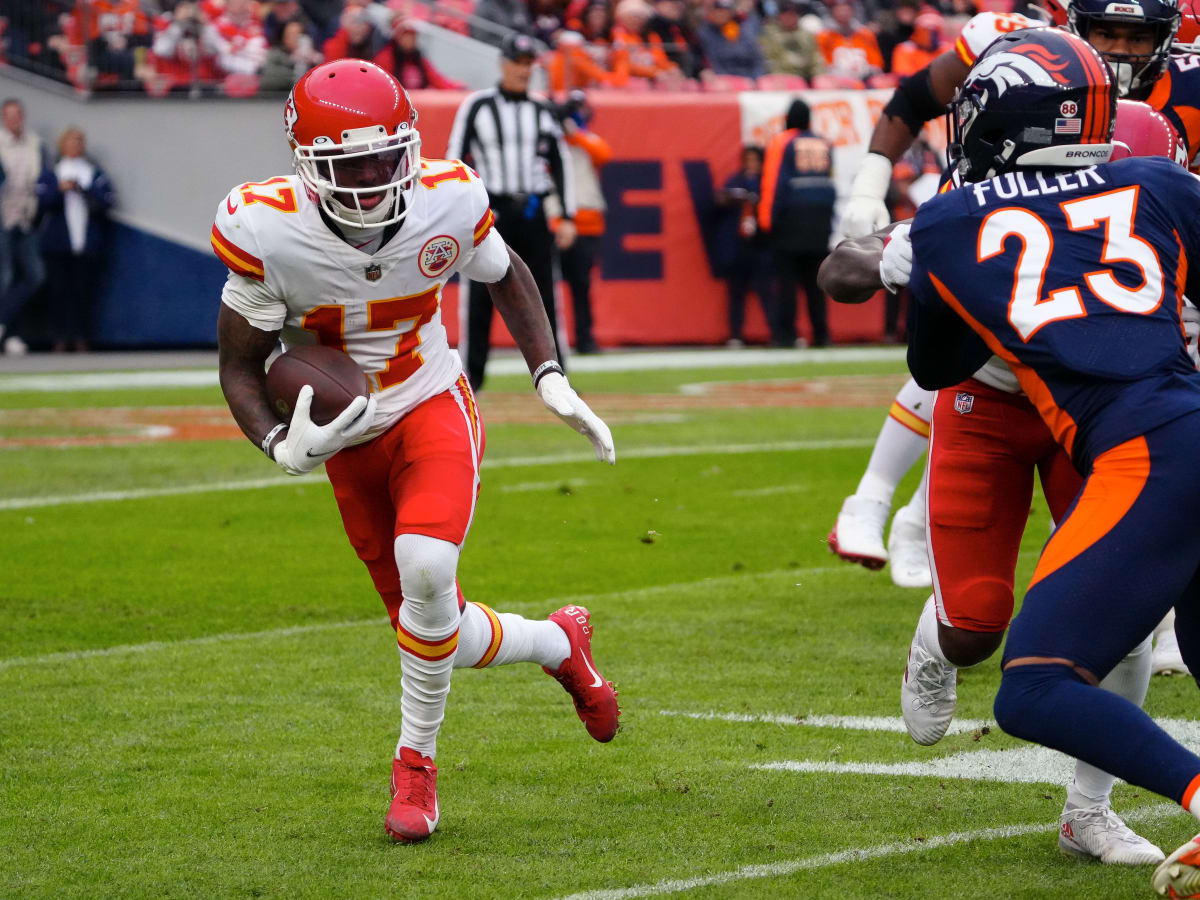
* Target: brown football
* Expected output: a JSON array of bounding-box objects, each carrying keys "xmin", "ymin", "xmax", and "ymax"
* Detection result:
[{"xmin": 265, "ymin": 344, "xmax": 371, "ymax": 426}]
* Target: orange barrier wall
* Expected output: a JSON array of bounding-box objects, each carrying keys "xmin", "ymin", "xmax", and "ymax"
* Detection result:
[{"xmin": 411, "ymin": 91, "xmax": 890, "ymax": 349}]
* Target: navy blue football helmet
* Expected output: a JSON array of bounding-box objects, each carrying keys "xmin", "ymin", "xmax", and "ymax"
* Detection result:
[
  {"xmin": 1068, "ymin": 0, "xmax": 1180, "ymax": 96},
  {"xmin": 949, "ymin": 28, "xmax": 1118, "ymax": 182}
]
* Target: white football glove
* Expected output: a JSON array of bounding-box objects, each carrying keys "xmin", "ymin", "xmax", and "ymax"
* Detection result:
[
  {"xmin": 840, "ymin": 152, "xmax": 893, "ymax": 240},
  {"xmin": 537, "ymin": 371, "xmax": 616, "ymax": 464},
  {"xmin": 1184, "ymin": 298, "xmax": 1200, "ymax": 369},
  {"xmin": 272, "ymin": 384, "xmax": 376, "ymax": 476},
  {"xmin": 879, "ymin": 222, "xmax": 913, "ymax": 294}
]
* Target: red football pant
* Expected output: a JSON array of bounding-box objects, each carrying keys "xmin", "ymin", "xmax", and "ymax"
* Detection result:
[
  {"xmin": 927, "ymin": 378, "xmax": 1082, "ymax": 633},
  {"xmin": 324, "ymin": 375, "xmax": 484, "ymax": 629}
]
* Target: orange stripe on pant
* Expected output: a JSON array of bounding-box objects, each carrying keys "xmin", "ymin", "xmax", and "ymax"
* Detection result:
[
  {"xmin": 1182, "ymin": 772, "xmax": 1200, "ymax": 810},
  {"xmin": 471, "ymin": 602, "xmax": 504, "ymax": 668},
  {"xmin": 1027, "ymin": 435, "xmax": 1150, "ymax": 590},
  {"xmin": 397, "ymin": 622, "xmax": 459, "ymax": 661}
]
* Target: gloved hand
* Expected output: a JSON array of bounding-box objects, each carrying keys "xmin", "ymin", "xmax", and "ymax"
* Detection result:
[
  {"xmin": 537, "ymin": 371, "xmax": 616, "ymax": 464},
  {"xmin": 879, "ymin": 222, "xmax": 913, "ymax": 294},
  {"xmin": 272, "ymin": 385, "xmax": 376, "ymax": 475},
  {"xmin": 1183, "ymin": 299, "xmax": 1200, "ymax": 369},
  {"xmin": 840, "ymin": 152, "xmax": 893, "ymax": 240}
]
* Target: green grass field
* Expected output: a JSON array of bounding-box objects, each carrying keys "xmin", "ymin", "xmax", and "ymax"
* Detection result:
[{"xmin": 2, "ymin": 350, "xmax": 1197, "ymax": 899}]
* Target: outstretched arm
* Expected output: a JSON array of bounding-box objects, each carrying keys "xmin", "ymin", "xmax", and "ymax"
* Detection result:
[
  {"xmin": 485, "ymin": 244, "xmax": 615, "ymax": 464},
  {"xmin": 818, "ymin": 221, "xmax": 909, "ymax": 304}
]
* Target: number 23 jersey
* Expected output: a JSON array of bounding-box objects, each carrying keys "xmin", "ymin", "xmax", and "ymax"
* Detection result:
[
  {"xmin": 908, "ymin": 156, "xmax": 1200, "ymax": 470},
  {"xmin": 212, "ymin": 159, "xmax": 507, "ymax": 437}
]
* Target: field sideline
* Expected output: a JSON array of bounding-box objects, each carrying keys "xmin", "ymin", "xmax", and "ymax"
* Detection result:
[{"xmin": 2, "ymin": 347, "xmax": 1197, "ymax": 899}]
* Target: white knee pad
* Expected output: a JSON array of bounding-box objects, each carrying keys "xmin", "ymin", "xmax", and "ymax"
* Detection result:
[{"xmin": 394, "ymin": 533, "xmax": 461, "ymax": 634}]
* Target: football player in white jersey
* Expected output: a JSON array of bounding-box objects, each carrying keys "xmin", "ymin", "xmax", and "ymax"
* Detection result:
[{"xmin": 213, "ymin": 59, "xmax": 619, "ymax": 845}]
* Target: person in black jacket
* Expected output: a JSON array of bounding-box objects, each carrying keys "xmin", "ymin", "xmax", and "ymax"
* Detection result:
[{"xmin": 35, "ymin": 127, "xmax": 115, "ymax": 352}]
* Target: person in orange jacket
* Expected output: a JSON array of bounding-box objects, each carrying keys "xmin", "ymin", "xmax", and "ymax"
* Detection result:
[
  {"xmin": 890, "ymin": 11, "xmax": 943, "ymax": 76},
  {"xmin": 555, "ymin": 91, "xmax": 611, "ymax": 354},
  {"xmin": 816, "ymin": 0, "xmax": 883, "ymax": 79}
]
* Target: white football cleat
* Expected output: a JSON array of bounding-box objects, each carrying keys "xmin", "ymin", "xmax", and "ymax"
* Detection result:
[
  {"xmin": 901, "ymin": 604, "xmax": 957, "ymax": 746},
  {"xmin": 1154, "ymin": 833, "xmax": 1200, "ymax": 896},
  {"xmin": 1059, "ymin": 803, "xmax": 1165, "ymax": 865},
  {"xmin": 1152, "ymin": 627, "xmax": 1190, "ymax": 676},
  {"xmin": 887, "ymin": 503, "xmax": 932, "ymax": 589},
  {"xmin": 828, "ymin": 494, "xmax": 889, "ymax": 570}
]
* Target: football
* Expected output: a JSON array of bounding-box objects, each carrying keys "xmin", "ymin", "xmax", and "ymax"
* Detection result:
[{"xmin": 265, "ymin": 344, "xmax": 371, "ymax": 426}]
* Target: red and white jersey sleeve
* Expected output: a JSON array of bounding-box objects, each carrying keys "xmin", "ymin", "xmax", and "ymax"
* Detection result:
[
  {"xmin": 213, "ymin": 161, "xmax": 499, "ymax": 438},
  {"xmin": 954, "ymin": 12, "xmax": 1044, "ymax": 66}
]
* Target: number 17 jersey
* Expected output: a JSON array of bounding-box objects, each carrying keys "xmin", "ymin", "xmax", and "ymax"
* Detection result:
[
  {"xmin": 212, "ymin": 159, "xmax": 506, "ymax": 439},
  {"xmin": 908, "ymin": 155, "xmax": 1200, "ymax": 470}
]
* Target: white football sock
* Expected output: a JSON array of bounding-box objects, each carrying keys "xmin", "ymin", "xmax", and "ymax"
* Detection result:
[
  {"xmin": 1065, "ymin": 634, "xmax": 1153, "ymax": 809},
  {"xmin": 855, "ymin": 378, "xmax": 932, "ymax": 507},
  {"xmin": 898, "ymin": 468, "xmax": 928, "ymax": 524},
  {"xmin": 916, "ymin": 593, "xmax": 953, "ymax": 669},
  {"xmin": 455, "ymin": 601, "xmax": 570, "ymax": 670},
  {"xmin": 1155, "ymin": 608, "xmax": 1177, "ymax": 640},
  {"xmin": 393, "ymin": 534, "xmax": 461, "ymax": 761}
]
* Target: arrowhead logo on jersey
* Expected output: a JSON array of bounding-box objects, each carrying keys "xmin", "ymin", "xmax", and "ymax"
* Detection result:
[
  {"xmin": 954, "ymin": 392, "xmax": 975, "ymax": 415},
  {"xmin": 967, "ymin": 44, "xmax": 1072, "ymax": 102},
  {"xmin": 418, "ymin": 235, "xmax": 460, "ymax": 279},
  {"xmin": 365, "ymin": 263, "xmax": 382, "ymax": 282}
]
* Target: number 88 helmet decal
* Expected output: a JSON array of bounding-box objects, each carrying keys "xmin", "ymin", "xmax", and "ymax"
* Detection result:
[
  {"xmin": 949, "ymin": 29, "xmax": 1117, "ymax": 183},
  {"xmin": 285, "ymin": 59, "xmax": 422, "ymax": 229}
]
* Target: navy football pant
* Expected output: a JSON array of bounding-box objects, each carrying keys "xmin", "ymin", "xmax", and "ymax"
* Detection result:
[{"xmin": 995, "ymin": 411, "xmax": 1200, "ymax": 808}]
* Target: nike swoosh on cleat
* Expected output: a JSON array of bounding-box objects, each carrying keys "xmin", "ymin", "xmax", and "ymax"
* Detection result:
[{"xmin": 581, "ymin": 653, "xmax": 604, "ymax": 689}]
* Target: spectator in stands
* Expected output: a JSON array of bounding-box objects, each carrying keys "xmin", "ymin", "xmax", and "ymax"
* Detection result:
[
  {"xmin": 374, "ymin": 18, "xmax": 465, "ymax": 88},
  {"xmin": 760, "ymin": 0, "xmax": 824, "ymax": 80},
  {"xmin": 546, "ymin": 30, "xmax": 619, "ymax": 90},
  {"xmin": 530, "ymin": 0, "xmax": 569, "ymax": 47},
  {"xmin": 472, "ymin": 0, "xmax": 533, "ymax": 45},
  {"xmin": 758, "ymin": 98, "xmax": 835, "ymax": 346},
  {"xmin": 35, "ymin": 127, "xmax": 115, "ymax": 354},
  {"xmin": 147, "ymin": 0, "xmax": 220, "ymax": 93},
  {"xmin": 714, "ymin": 145, "xmax": 779, "ymax": 347},
  {"xmin": 557, "ymin": 91, "xmax": 609, "ymax": 354},
  {"xmin": 697, "ymin": 0, "xmax": 766, "ymax": 80},
  {"xmin": 8, "ymin": 2, "xmax": 70, "ymax": 79},
  {"xmin": 262, "ymin": 0, "xmax": 317, "ymax": 46},
  {"xmin": 322, "ymin": 5, "xmax": 383, "ymax": 61},
  {"xmin": 646, "ymin": 0, "xmax": 702, "ymax": 77},
  {"xmin": 298, "ymin": 0, "xmax": 343, "ymax": 45},
  {"xmin": 890, "ymin": 10, "xmax": 942, "ymax": 74},
  {"xmin": 875, "ymin": 0, "xmax": 918, "ymax": 72},
  {"xmin": 816, "ymin": 0, "xmax": 883, "ymax": 80},
  {"xmin": 611, "ymin": 0, "xmax": 680, "ymax": 84},
  {"xmin": 0, "ymin": 99, "xmax": 47, "ymax": 356},
  {"xmin": 259, "ymin": 18, "xmax": 323, "ymax": 90},
  {"xmin": 208, "ymin": 0, "xmax": 267, "ymax": 76},
  {"xmin": 943, "ymin": 0, "xmax": 979, "ymax": 36},
  {"xmin": 78, "ymin": 0, "xmax": 152, "ymax": 87}
]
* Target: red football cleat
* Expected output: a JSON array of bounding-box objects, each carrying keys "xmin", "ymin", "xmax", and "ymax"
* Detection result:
[
  {"xmin": 386, "ymin": 747, "xmax": 439, "ymax": 844},
  {"xmin": 1154, "ymin": 833, "xmax": 1200, "ymax": 897},
  {"xmin": 544, "ymin": 605, "xmax": 621, "ymax": 743}
]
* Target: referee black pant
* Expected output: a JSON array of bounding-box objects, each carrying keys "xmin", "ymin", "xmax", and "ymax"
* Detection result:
[{"xmin": 461, "ymin": 196, "xmax": 565, "ymax": 390}]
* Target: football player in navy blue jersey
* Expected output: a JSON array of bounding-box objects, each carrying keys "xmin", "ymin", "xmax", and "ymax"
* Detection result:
[{"xmin": 900, "ymin": 28, "xmax": 1200, "ymax": 895}]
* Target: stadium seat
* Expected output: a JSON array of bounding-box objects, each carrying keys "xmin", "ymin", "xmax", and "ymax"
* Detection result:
[
  {"xmin": 703, "ymin": 74, "xmax": 757, "ymax": 92},
  {"xmin": 222, "ymin": 73, "xmax": 259, "ymax": 98},
  {"xmin": 756, "ymin": 73, "xmax": 808, "ymax": 90},
  {"xmin": 866, "ymin": 73, "xmax": 901, "ymax": 89},
  {"xmin": 810, "ymin": 74, "xmax": 866, "ymax": 90}
]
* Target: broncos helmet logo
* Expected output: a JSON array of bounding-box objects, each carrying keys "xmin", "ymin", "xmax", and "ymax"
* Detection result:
[{"xmin": 966, "ymin": 43, "xmax": 1073, "ymax": 103}]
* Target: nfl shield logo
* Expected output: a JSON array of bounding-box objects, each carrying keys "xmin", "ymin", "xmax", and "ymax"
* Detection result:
[
  {"xmin": 365, "ymin": 264, "xmax": 382, "ymax": 282},
  {"xmin": 954, "ymin": 392, "xmax": 974, "ymax": 415}
]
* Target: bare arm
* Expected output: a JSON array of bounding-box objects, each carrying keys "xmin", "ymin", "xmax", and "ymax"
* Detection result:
[
  {"xmin": 818, "ymin": 222, "xmax": 904, "ymax": 304},
  {"xmin": 486, "ymin": 246, "xmax": 560, "ymax": 375},
  {"xmin": 867, "ymin": 52, "xmax": 969, "ymax": 163},
  {"xmin": 217, "ymin": 303, "xmax": 286, "ymax": 454}
]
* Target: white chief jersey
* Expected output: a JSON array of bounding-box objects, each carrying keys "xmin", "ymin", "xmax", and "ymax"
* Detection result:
[{"xmin": 212, "ymin": 158, "xmax": 509, "ymax": 440}]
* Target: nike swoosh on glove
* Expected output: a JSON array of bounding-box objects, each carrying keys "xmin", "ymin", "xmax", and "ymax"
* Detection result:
[
  {"xmin": 272, "ymin": 385, "xmax": 376, "ymax": 476},
  {"xmin": 536, "ymin": 371, "xmax": 616, "ymax": 465}
]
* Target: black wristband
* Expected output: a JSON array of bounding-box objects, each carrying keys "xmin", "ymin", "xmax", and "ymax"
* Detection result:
[{"xmin": 532, "ymin": 360, "xmax": 564, "ymax": 388}]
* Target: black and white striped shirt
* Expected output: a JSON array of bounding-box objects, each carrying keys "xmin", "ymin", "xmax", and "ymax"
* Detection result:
[{"xmin": 445, "ymin": 87, "xmax": 575, "ymax": 218}]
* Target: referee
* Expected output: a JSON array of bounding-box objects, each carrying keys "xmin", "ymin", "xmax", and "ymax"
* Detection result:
[{"xmin": 446, "ymin": 32, "xmax": 576, "ymax": 390}]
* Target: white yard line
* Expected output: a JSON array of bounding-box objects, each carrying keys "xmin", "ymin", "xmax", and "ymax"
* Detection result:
[
  {"xmin": 549, "ymin": 804, "xmax": 1177, "ymax": 900},
  {"xmin": 0, "ymin": 347, "xmax": 908, "ymax": 393},
  {"xmin": 0, "ymin": 567, "xmax": 841, "ymax": 670},
  {"xmin": 0, "ymin": 439, "xmax": 872, "ymax": 511},
  {"xmin": 658, "ymin": 709, "xmax": 993, "ymax": 735}
]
